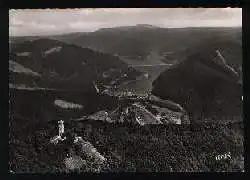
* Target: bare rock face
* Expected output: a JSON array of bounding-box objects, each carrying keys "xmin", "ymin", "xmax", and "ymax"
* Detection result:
[
  {"xmin": 64, "ymin": 155, "xmax": 86, "ymax": 173},
  {"xmin": 152, "ymin": 50, "xmax": 242, "ymax": 122},
  {"xmin": 66, "ymin": 137, "xmax": 108, "ymax": 172}
]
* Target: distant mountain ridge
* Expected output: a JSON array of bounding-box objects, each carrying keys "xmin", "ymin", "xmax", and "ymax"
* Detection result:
[
  {"xmin": 10, "ymin": 26, "xmax": 241, "ymax": 67},
  {"xmin": 47, "ymin": 26, "xmax": 241, "ymax": 65}
]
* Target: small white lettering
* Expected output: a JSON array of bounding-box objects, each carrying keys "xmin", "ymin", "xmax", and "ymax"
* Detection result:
[{"xmin": 215, "ymin": 152, "xmax": 231, "ymax": 161}]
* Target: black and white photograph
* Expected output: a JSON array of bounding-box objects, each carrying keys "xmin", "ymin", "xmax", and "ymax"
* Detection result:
[{"xmin": 9, "ymin": 8, "xmax": 244, "ymax": 172}]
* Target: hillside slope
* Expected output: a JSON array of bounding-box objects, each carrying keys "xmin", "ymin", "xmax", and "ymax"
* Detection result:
[
  {"xmin": 10, "ymin": 38, "xmax": 141, "ymax": 91},
  {"xmin": 152, "ymin": 46, "xmax": 242, "ymax": 122},
  {"xmin": 9, "ymin": 116, "xmax": 244, "ymax": 172}
]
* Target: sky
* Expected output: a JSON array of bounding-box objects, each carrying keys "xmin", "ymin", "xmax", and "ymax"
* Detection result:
[{"xmin": 9, "ymin": 8, "xmax": 242, "ymax": 36}]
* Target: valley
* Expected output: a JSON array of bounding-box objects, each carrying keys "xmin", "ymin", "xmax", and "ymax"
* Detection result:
[{"xmin": 9, "ymin": 25, "xmax": 243, "ymax": 173}]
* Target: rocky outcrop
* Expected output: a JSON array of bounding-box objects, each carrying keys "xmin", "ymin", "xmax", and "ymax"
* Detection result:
[{"xmin": 63, "ymin": 137, "xmax": 108, "ymax": 173}]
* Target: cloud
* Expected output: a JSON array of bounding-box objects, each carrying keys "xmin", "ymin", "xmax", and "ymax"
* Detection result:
[
  {"xmin": 78, "ymin": 8, "xmax": 148, "ymax": 15},
  {"xmin": 10, "ymin": 18, "xmax": 24, "ymax": 26},
  {"xmin": 9, "ymin": 8, "xmax": 242, "ymax": 36},
  {"xmin": 29, "ymin": 21, "xmax": 57, "ymax": 30},
  {"xmin": 68, "ymin": 21, "xmax": 106, "ymax": 31}
]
